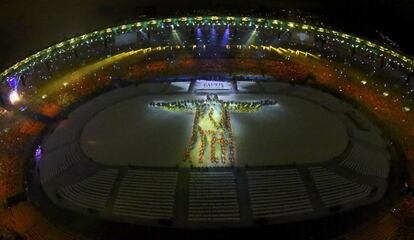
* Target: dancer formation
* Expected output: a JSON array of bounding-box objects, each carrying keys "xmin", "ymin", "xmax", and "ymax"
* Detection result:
[{"xmin": 149, "ymin": 94, "xmax": 276, "ymax": 167}]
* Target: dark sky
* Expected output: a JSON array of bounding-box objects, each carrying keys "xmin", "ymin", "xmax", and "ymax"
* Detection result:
[{"xmin": 0, "ymin": 0, "xmax": 413, "ymax": 70}]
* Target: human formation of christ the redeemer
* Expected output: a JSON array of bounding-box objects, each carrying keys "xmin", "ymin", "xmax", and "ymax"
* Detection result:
[{"xmin": 149, "ymin": 94, "xmax": 277, "ymax": 167}]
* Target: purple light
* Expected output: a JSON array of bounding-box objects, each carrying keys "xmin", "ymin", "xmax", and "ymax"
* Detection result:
[
  {"xmin": 6, "ymin": 75, "xmax": 21, "ymax": 105},
  {"xmin": 6, "ymin": 76, "xmax": 19, "ymax": 90},
  {"xmin": 34, "ymin": 146, "xmax": 42, "ymax": 161},
  {"xmin": 196, "ymin": 26, "xmax": 203, "ymax": 46},
  {"xmin": 221, "ymin": 25, "xmax": 230, "ymax": 47},
  {"xmin": 210, "ymin": 25, "xmax": 217, "ymax": 44}
]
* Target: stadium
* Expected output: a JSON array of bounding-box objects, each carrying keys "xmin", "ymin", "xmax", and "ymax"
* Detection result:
[{"xmin": 0, "ymin": 12, "xmax": 414, "ymax": 240}]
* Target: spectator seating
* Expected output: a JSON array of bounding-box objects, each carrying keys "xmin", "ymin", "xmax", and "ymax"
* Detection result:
[
  {"xmin": 309, "ymin": 167, "xmax": 371, "ymax": 208},
  {"xmin": 340, "ymin": 143, "xmax": 390, "ymax": 178},
  {"xmin": 247, "ymin": 169, "xmax": 313, "ymax": 218},
  {"xmin": 58, "ymin": 169, "xmax": 118, "ymax": 211},
  {"xmin": 113, "ymin": 170, "xmax": 178, "ymax": 219},
  {"xmin": 40, "ymin": 143, "xmax": 86, "ymax": 183},
  {"xmin": 188, "ymin": 171, "xmax": 240, "ymax": 222}
]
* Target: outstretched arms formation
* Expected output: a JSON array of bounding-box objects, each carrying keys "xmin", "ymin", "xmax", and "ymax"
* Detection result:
[
  {"xmin": 149, "ymin": 99, "xmax": 201, "ymax": 112},
  {"xmin": 224, "ymin": 99, "xmax": 277, "ymax": 112}
]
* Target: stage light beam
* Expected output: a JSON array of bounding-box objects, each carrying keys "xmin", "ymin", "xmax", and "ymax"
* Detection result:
[
  {"xmin": 245, "ymin": 27, "xmax": 258, "ymax": 45},
  {"xmin": 220, "ymin": 25, "xmax": 230, "ymax": 47}
]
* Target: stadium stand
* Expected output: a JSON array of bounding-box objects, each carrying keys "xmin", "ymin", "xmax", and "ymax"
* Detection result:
[
  {"xmin": 40, "ymin": 143, "xmax": 87, "ymax": 183},
  {"xmin": 340, "ymin": 143, "xmax": 390, "ymax": 178},
  {"xmin": 247, "ymin": 169, "xmax": 313, "ymax": 218},
  {"xmin": 309, "ymin": 167, "xmax": 372, "ymax": 208},
  {"xmin": 58, "ymin": 169, "xmax": 118, "ymax": 211},
  {"xmin": 188, "ymin": 171, "xmax": 240, "ymax": 222},
  {"xmin": 113, "ymin": 170, "xmax": 178, "ymax": 219}
]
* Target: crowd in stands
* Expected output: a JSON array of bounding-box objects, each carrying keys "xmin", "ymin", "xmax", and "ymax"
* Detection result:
[{"xmin": 0, "ymin": 43, "xmax": 414, "ymax": 238}]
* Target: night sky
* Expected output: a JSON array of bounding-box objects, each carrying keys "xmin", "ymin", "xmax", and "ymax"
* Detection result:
[{"xmin": 0, "ymin": 0, "xmax": 413, "ymax": 70}]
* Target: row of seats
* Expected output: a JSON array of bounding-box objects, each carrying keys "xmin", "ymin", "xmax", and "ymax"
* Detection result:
[
  {"xmin": 51, "ymin": 167, "xmax": 379, "ymax": 222},
  {"xmin": 310, "ymin": 167, "xmax": 371, "ymax": 208},
  {"xmin": 113, "ymin": 170, "xmax": 178, "ymax": 219},
  {"xmin": 58, "ymin": 169, "xmax": 118, "ymax": 211},
  {"xmin": 247, "ymin": 169, "xmax": 313, "ymax": 218},
  {"xmin": 188, "ymin": 172, "xmax": 240, "ymax": 221},
  {"xmin": 340, "ymin": 143, "xmax": 390, "ymax": 178},
  {"xmin": 40, "ymin": 143, "xmax": 82, "ymax": 183}
]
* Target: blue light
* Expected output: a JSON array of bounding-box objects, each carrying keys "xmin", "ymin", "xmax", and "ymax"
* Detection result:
[
  {"xmin": 221, "ymin": 25, "xmax": 230, "ymax": 47},
  {"xmin": 210, "ymin": 25, "xmax": 217, "ymax": 44},
  {"xmin": 6, "ymin": 76, "xmax": 19, "ymax": 90},
  {"xmin": 196, "ymin": 26, "xmax": 203, "ymax": 46}
]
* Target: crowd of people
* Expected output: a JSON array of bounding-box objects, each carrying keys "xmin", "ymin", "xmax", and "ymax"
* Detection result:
[{"xmin": 0, "ymin": 43, "xmax": 413, "ymax": 238}]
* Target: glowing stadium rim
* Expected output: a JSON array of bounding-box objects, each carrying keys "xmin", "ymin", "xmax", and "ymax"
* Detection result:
[{"xmin": 1, "ymin": 15, "xmax": 414, "ymax": 80}]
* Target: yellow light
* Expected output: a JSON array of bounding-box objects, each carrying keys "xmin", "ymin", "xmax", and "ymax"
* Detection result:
[
  {"xmin": 361, "ymin": 80, "xmax": 367, "ymax": 85},
  {"xmin": 403, "ymin": 107, "xmax": 410, "ymax": 112},
  {"xmin": 383, "ymin": 92, "xmax": 389, "ymax": 97},
  {"xmin": 42, "ymin": 94, "xmax": 47, "ymax": 99},
  {"xmin": 63, "ymin": 82, "xmax": 69, "ymax": 87},
  {"xmin": 9, "ymin": 90, "xmax": 20, "ymax": 105}
]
